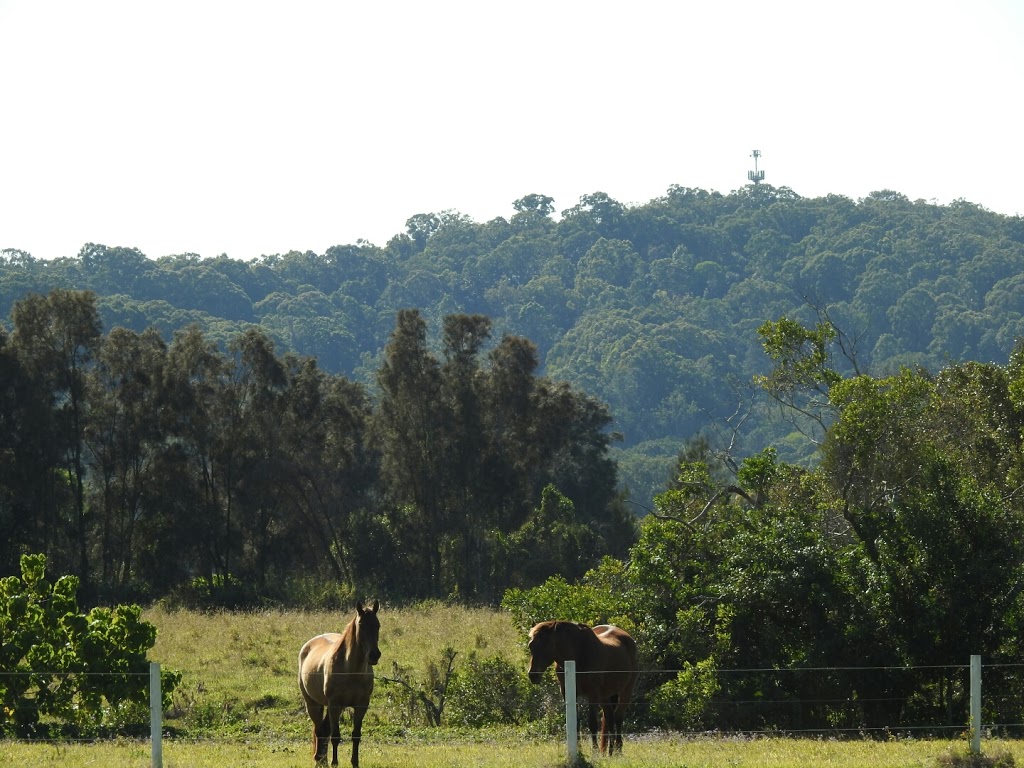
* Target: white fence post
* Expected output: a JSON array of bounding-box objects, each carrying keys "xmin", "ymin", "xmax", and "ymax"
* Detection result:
[
  {"xmin": 564, "ymin": 660, "xmax": 578, "ymax": 762},
  {"xmin": 150, "ymin": 662, "xmax": 163, "ymax": 768},
  {"xmin": 970, "ymin": 654, "xmax": 981, "ymax": 755}
]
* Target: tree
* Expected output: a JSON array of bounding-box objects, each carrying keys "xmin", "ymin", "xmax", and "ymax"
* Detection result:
[
  {"xmin": 755, "ymin": 315, "xmax": 844, "ymax": 443},
  {"xmin": 10, "ymin": 290, "xmax": 103, "ymax": 596},
  {"xmin": 278, "ymin": 357, "xmax": 377, "ymax": 594},
  {"xmin": 512, "ymin": 193, "xmax": 555, "ymax": 218},
  {"xmin": 85, "ymin": 327, "xmax": 168, "ymax": 598},
  {"xmin": 371, "ymin": 309, "xmax": 446, "ymax": 596},
  {"xmin": 160, "ymin": 325, "xmax": 236, "ymax": 591},
  {"xmin": 438, "ymin": 314, "xmax": 492, "ymax": 597},
  {"xmin": 507, "ymin": 485, "xmax": 596, "ymax": 586}
]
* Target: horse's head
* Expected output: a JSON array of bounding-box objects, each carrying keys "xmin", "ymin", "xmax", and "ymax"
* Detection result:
[
  {"xmin": 356, "ymin": 599, "xmax": 381, "ymax": 665},
  {"xmin": 527, "ymin": 621, "xmax": 570, "ymax": 683}
]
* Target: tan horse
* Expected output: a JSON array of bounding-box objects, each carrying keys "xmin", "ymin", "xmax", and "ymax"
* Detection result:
[
  {"xmin": 299, "ymin": 600, "xmax": 381, "ymax": 767},
  {"xmin": 527, "ymin": 620, "xmax": 638, "ymax": 755}
]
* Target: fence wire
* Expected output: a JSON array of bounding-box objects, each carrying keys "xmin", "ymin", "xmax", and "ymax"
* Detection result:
[{"xmin": 4, "ymin": 661, "xmax": 1024, "ymax": 744}]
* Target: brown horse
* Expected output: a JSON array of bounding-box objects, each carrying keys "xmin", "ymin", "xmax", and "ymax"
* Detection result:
[
  {"xmin": 298, "ymin": 600, "xmax": 381, "ymax": 767},
  {"xmin": 527, "ymin": 620, "xmax": 638, "ymax": 755}
]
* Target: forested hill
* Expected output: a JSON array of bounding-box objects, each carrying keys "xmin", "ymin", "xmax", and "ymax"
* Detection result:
[{"xmin": 4, "ymin": 185, "xmax": 1024, "ymax": 504}]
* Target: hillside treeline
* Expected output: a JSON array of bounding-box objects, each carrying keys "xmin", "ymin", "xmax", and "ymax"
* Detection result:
[
  {"xmin": 0, "ymin": 290, "xmax": 635, "ymax": 604},
  {"xmin": 5, "ymin": 185, "xmax": 1024, "ymax": 503}
]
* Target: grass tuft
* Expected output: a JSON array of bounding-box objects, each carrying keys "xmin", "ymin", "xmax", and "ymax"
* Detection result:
[{"xmin": 936, "ymin": 749, "xmax": 1017, "ymax": 768}]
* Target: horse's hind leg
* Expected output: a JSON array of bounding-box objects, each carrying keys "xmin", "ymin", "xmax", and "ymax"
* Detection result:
[
  {"xmin": 587, "ymin": 702, "xmax": 601, "ymax": 752},
  {"xmin": 606, "ymin": 700, "xmax": 622, "ymax": 753},
  {"xmin": 315, "ymin": 716, "xmax": 331, "ymax": 764},
  {"xmin": 302, "ymin": 698, "xmax": 329, "ymax": 764},
  {"xmin": 602, "ymin": 694, "xmax": 620, "ymax": 755},
  {"xmin": 610, "ymin": 706, "xmax": 623, "ymax": 755}
]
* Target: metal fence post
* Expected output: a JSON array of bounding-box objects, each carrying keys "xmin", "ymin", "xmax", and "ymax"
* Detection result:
[
  {"xmin": 564, "ymin": 660, "xmax": 578, "ymax": 762},
  {"xmin": 970, "ymin": 655, "xmax": 981, "ymax": 755},
  {"xmin": 150, "ymin": 662, "xmax": 163, "ymax": 768}
]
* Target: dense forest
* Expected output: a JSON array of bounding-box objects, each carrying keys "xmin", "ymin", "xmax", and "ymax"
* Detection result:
[
  {"xmin": 5, "ymin": 185, "xmax": 1023, "ymax": 504},
  {"xmin": 0, "ymin": 291, "xmax": 634, "ymax": 604}
]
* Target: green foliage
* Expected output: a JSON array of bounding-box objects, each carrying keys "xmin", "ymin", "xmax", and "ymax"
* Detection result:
[
  {"xmin": 171, "ymin": 574, "xmax": 260, "ymax": 610},
  {"xmin": 0, "ymin": 554, "xmax": 180, "ymax": 737},
  {"xmin": 648, "ymin": 657, "xmax": 721, "ymax": 730},
  {"xmin": 378, "ymin": 646, "xmax": 457, "ymax": 727},
  {"xmin": 446, "ymin": 652, "xmax": 543, "ymax": 727},
  {"xmin": 506, "ymin": 486, "xmax": 598, "ymax": 586},
  {"xmin": 501, "ymin": 575, "xmax": 624, "ymax": 633},
  {"xmin": 0, "ymin": 289, "xmax": 626, "ymax": 606},
  {"xmin": 6, "ymin": 188, "xmax": 1024, "ymax": 508}
]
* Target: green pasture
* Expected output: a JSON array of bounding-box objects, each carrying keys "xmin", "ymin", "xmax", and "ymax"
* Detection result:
[
  {"xmin": 0, "ymin": 734, "xmax": 1014, "ymax": 767},
  {"xmin": 141, "ymin": 602, "xmax": 528, "ymax": 738},
  {"xmin": 0, "ymin": 604, "xmax": 1013, "ymax": 766}
]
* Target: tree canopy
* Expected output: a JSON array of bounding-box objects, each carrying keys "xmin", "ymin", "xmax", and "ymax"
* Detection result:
[
  {"xmin": 5, "ymin": 186, "xmax": 1022, "ymax": 503},
  {"xmin": 0, "ymin": 293, "xmax": 630, "ymax": 604}
]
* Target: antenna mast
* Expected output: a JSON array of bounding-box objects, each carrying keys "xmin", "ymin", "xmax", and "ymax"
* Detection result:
[{"xmin": 748, "ymin": 149, "xmax": 765, "ymax": 185}]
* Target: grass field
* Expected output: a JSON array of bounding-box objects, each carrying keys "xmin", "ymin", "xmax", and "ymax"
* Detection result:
[
  {"xmin": 0, "ymin": 603, "xmax": 1014, "ymax": 766},
  {"xmin": 0, "ymin": 734, "xmax": 1016, "ymax": 767},
  {"xmin": 142, "ymin": 601, "xmax": 529, "ymax": 738}
]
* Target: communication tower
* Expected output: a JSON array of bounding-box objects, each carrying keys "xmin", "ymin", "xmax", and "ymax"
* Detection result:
[{"xmin": 748, "ymin": 149, "xmax": 765, "ymax": 185}]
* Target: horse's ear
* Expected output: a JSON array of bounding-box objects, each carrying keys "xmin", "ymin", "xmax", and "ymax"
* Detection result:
[
  {"xmin": 356, "ymin": 600, "xmax": 364, "ymax": 613},
  {"xmin": 370, "ymin": 599, "xmax": 379, "ymax": 613}
]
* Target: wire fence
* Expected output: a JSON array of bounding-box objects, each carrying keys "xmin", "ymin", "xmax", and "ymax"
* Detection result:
[
  {"xmin": 0, "ymin": 664, "xmax": 162, "ymax": 759},
  {"xmin": 6, "ymin": 659, "xmax": 1024, "ymax": 760},
  {"xmin": 561, "ymin": 659, "xmax": 1024, "ymax": 742}
]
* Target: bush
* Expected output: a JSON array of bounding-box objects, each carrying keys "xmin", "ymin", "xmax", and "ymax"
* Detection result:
[
  {"xmin": 0, "ymin": 553, "xmax": 181, "ymax": 737},
  {"xmin": 446, "ymin": 653, "xmax": 543, "ymax": 727},
  {"xmin": 167, "ymin": 573, "xmax": 259, "ymax": 610},
  {"xmin": 648, "ymin": 658, "xmax": 720, "ymax": 730}
]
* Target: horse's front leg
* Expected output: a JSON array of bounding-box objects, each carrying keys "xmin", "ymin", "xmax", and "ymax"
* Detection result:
[
  {"xmin": 351, "ymin": 705, "xmax": 367, "ymax": 767},
  {"xmin": 328, "ymin": 705, "xmax": 342, "ymax": 767}
]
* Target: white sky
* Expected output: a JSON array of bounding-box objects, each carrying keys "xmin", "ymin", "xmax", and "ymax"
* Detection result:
[{"xmin": 1, "ymin": 0, "xmax": 1022, "ymax": 262}]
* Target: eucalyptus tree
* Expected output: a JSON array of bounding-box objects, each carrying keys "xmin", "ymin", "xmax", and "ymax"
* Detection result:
[
  {"xmin": 84, "ymin": 326, "xmax": 168, "ymax": 596},
  {"xmin": 438, "ymin": 313, "xmax": 492, "ymax": 597},
  {"xmin": 10, "ymin": 290, "xmax": 102, "ymax": 593},
  {"xmin": 0, "ymin": 326, "xmax": 42, "ymax": 575},
  {"xmin": 371, "ymin": 309, "xmax": 447, "ymax": 596},
  {"xmin": 276, "ymin": 358, "xmax": 377, "ymax": 592},
  {"xmin": 160, "ymin": 325, "xmax": 236, "ymax": 590}
]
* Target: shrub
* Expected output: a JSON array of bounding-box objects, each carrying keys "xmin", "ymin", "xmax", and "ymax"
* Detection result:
[
  {"xmin": 0, "ymin": 553, "xmax": 181, "ymax": 737},
  {"xmin": 446, "ymin": 652, "xmax": 543, "ymax": 727}
]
